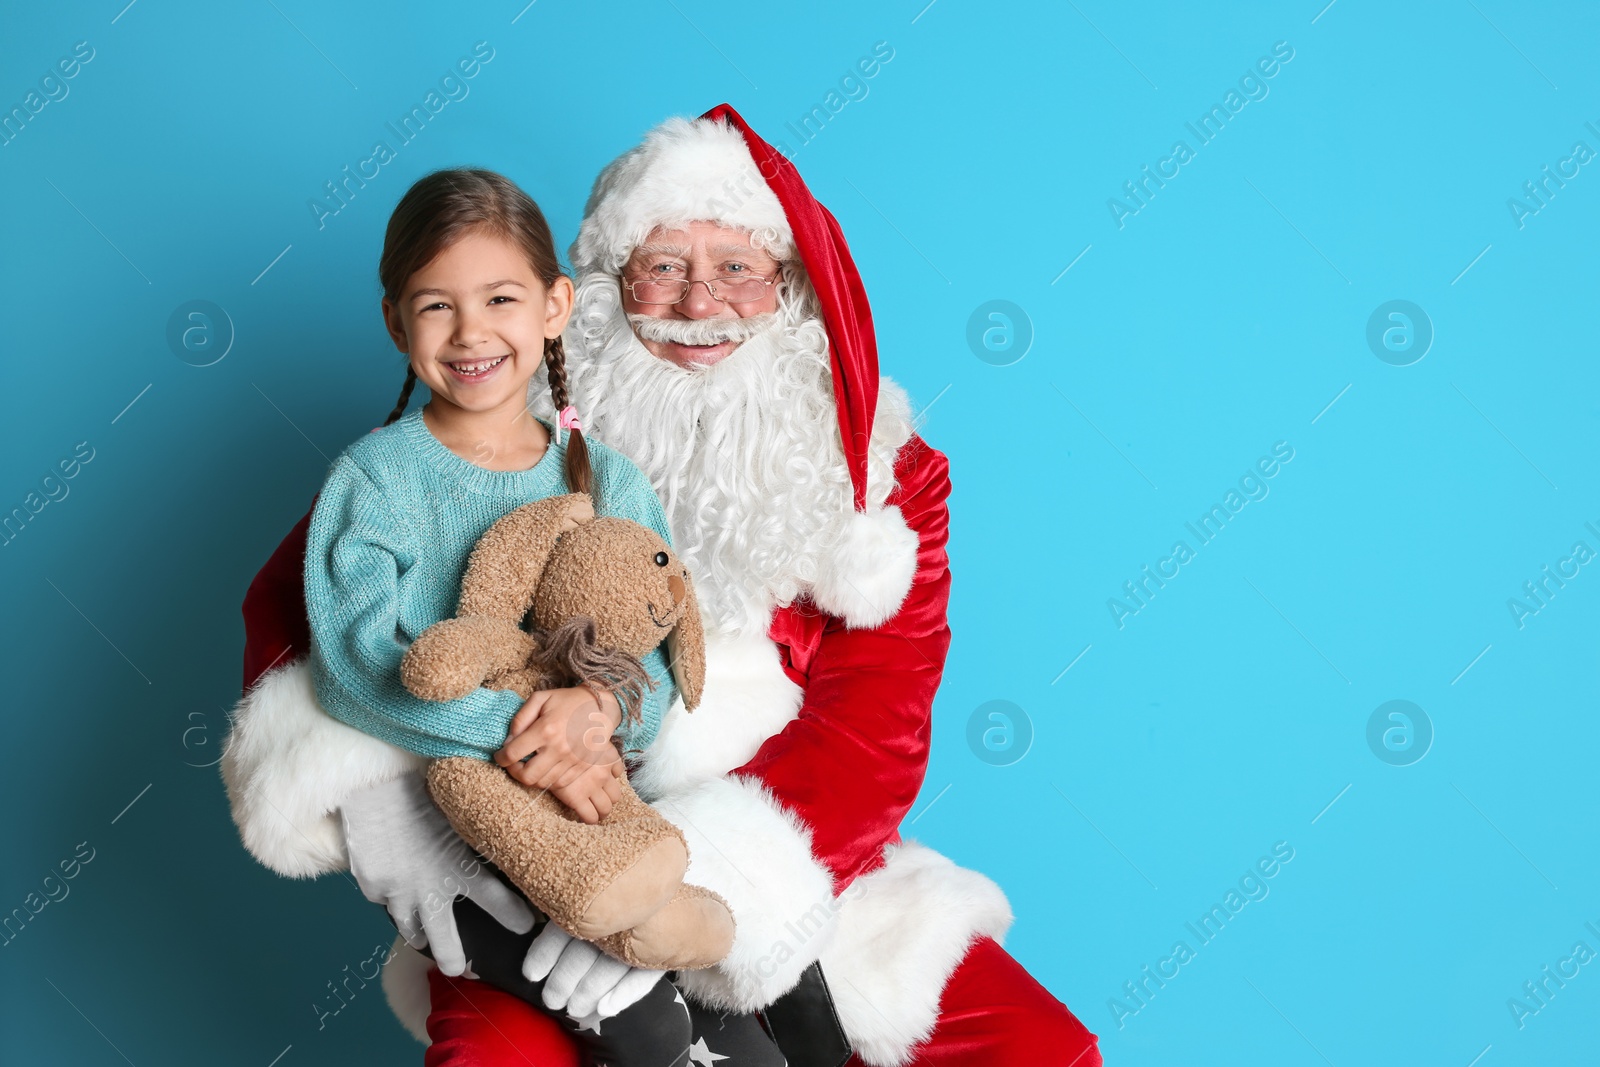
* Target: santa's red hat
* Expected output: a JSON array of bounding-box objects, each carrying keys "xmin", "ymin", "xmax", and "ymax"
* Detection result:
[{"xmin": 570, "ymin": 103, "xmax": 880, "ymax": 513}]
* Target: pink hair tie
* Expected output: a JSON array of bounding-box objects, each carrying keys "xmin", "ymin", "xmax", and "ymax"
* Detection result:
[{"xmin": 555, "ymin": 404, "xmax": 582, "ymax": 445}]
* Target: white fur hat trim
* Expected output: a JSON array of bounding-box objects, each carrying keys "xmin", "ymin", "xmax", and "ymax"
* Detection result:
[{"xmin": 571, "ymin": 116, "xmax": 792, "ymax": 276}]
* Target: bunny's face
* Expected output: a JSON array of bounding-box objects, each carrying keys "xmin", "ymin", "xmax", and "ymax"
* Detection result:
[
  {"xmin": 430, "ymin": 493, "xmax": 707, "ymax": 711},
  {"xmin": 531, "ymin": 518, "xmax": 695, "ymax": 660}
]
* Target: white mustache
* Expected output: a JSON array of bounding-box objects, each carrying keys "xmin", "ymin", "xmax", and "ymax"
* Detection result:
[{"xmin": 626, "ymin": 312, "xmax": 777, "ymax": 347}]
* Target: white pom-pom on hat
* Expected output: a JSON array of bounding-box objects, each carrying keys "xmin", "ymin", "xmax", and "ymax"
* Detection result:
[{"xmin": 810, "ymin": 504, "xmax": 919, "ymax": 630}]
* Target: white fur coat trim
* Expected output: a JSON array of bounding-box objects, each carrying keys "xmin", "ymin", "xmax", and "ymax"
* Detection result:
[
  {"xmin": 628, "ymin": 631, "xmax": 804, "ymax": 802},
  {"xmin": 382, "ymin": 936, "xmax": 434, "ymax": 1045},
  {"xmin": 571, "ymin": 116, "xmax": 791, "ymax": 276},
  {"xmin": 220, "ymin": 659, "xmax": 424, "ymax": 879}
]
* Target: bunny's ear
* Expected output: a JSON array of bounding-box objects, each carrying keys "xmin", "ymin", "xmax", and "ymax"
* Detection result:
[
  {"xmin": 666, "ymin": 566, "xmax": 707, "ymax": 711},
  {"xmin": 457, "ymin": 493, "xmax": 594, "ymax": 622}
]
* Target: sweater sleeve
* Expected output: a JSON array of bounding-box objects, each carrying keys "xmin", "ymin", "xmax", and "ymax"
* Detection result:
[
  {"xmin": 592, "ymin": 447, "xmax": 680, "ymax": 757},
  {"xmin": 303, "ymin": 454, "xmax": 527, "ymax": 761}
]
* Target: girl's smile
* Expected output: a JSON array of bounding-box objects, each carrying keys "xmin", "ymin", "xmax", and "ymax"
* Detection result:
[{"xmin": 442, "ymin": 353, "xmax": 510, "ymax": 382}]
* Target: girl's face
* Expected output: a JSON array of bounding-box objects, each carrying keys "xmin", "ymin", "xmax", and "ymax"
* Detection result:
[{"xmin": 381, "ymin": 228, "xmax": 573, "ymax": 420}]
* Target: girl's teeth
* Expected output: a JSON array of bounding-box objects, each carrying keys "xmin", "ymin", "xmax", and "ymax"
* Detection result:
[{"xmin": 452, "ymin": 356, "xmax": 506, "ymax": 375}]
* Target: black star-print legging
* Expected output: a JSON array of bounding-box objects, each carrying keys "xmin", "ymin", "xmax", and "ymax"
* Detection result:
[{"xmin": 408, "ymin": 886, "xmax": 789, "ymax": 1067}]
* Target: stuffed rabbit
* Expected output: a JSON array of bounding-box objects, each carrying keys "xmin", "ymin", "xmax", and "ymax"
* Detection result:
[{"xmin": 399, "ymin": 492, "xmax": 732, "ymax": 971}]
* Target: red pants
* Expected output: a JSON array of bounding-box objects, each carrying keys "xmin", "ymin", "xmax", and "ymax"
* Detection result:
[{"xmin": 424, "ymin": 935, "xmax": 1101, "ymax": 1066}]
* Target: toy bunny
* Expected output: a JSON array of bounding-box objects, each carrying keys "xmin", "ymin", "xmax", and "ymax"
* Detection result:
[{"xmin": 399, "ymin": 492, "xmax": 732, "ymax": 971}]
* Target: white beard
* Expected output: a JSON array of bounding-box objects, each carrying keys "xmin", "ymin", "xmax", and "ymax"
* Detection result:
[{"xmin": 531, "ymin": 269, "xmax": 857, "ymax": 637}]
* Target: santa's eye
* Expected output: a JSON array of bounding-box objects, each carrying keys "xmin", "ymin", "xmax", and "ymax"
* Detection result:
[{"xmin": 654, "ymin": 551, "xmax": 669, "ymax": 567}]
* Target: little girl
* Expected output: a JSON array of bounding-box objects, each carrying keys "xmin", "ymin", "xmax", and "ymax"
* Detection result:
[{"xmin": 303, "ymin": 169, "xmax": 784, "ymax": 1065}]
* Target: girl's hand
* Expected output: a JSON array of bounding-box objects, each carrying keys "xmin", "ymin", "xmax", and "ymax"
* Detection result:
[
  {"xmin": 494, "ymin": 685, "xmax": 623, "ymax": 791},
  {"xmin": 550, "ymin": 758, "xmax": 626, "ymax": 825}
]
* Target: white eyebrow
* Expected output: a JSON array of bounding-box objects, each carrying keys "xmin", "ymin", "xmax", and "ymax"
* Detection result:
[{"xmin": 631, "ymin": 243, "xmax": 691, "ymax": 258}]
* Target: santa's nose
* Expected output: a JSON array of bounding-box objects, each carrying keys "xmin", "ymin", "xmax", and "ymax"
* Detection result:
[
  {"xmin": 668, "ymin": 573, "xmax": 686, "ymax": 607},
  {"xmin": 674, "ymin": 280, "xmax": 728, "ymax": 318}
]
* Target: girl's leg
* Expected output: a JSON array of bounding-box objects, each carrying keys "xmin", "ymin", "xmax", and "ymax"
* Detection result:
[
  {"xmin": 405, "ymin": 864, "xmax": 784, "ymax": 1066},
  {"xmin": 677, "ymin": 989, "xmax": 789, "ymax": 1066},
  {"xmin": 410, "ymin": 885, "xmax": 693, "ymax": 1067},
  {"xmin": 424, "ymin": 966, "xmax": 790, "ymax": 1067}
]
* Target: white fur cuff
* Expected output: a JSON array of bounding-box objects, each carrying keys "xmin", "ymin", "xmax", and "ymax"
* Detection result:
[
  {"xmin": 220, "ymin": 659, "xmax": 425, "ymax": 879},
  {"xmin": 655, "ymin": 775, "xmax": 838, "ymax": 1012},
  {"xmin": 822, "ymin": 841, "xmax": 1014, "ymax": 1066}
]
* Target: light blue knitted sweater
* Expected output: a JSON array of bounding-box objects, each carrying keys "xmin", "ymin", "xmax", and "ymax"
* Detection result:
[{"xmin": 304, "ymin": 406, "xmax": 678, "ymax": 761}]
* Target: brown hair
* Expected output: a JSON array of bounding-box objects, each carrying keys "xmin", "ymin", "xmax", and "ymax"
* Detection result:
[{"xmin": 377, "ymin": 168, "xmax": 592, "ymax": 497}]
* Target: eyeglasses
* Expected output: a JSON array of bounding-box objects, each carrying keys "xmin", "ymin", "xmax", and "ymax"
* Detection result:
[{"xmin": 621, "ymin": 272, "xmax": 778, "ymax": 305}]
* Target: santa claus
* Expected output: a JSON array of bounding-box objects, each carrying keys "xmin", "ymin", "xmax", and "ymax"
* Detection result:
[{"xmin": 223, "ymin": 104, "xmax": 1100, "ymax": 1066}]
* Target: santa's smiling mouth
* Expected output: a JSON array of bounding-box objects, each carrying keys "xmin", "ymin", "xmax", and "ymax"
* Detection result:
[
  {"xmin": 646, "ymin": 601, "xmax": 677, "ymax": 628},
  {"xmin": 626, "ymin": 312, "xmax": 777, "ymax": 369},
  {"xmin": 664, "ymin": 340, "xmax": 736, "ymax": 366},
  {"xmin": 444, "ymin": 355, "xmax": 508, "ymax": 381}
]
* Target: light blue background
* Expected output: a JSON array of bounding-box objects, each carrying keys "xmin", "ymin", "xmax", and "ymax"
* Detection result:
[{"xmin": 2, "ymin": 1, "xmax": 1596, "ymax": 1064}]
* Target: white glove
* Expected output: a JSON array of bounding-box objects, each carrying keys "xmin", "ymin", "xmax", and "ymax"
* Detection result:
[
  {"xmin": 522, "ymin": 922, "xmax": 666, "ymax": 1019},
  {"xmin": 340, "ymin": 771, "xmax": 535, "ymax": 977}
]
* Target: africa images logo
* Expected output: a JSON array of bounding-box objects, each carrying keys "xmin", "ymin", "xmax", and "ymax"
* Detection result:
[
  {"xmin": 1107, "ymin": 442, "xmax": 1295, "ymax": 629},
  {"xmin": 1107, "ymin": 41, "xmax": 1296, "ymax": 229},
  {"xmin": 308, "ymin": 42, "xmax": 496, "ymax": 230}
]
